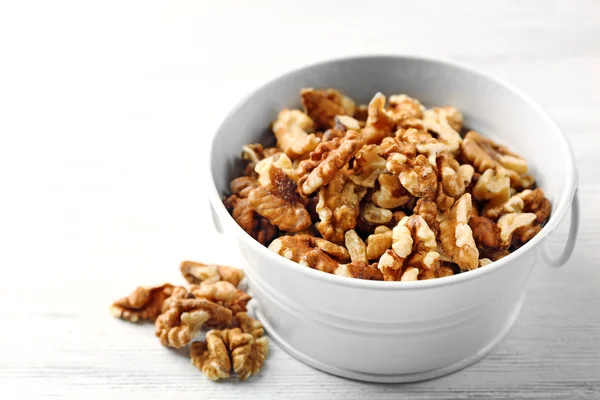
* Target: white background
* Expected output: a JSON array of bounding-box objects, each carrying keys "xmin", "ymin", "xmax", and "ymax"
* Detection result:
[{"xmin": 0, "ymin": 1, "xmax": 599, "ymax": 399}]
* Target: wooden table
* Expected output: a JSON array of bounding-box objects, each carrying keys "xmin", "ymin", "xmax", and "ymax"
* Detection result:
[{"xmin": 1, "ymin": 1, "xmax": 598, "ymax": 398}]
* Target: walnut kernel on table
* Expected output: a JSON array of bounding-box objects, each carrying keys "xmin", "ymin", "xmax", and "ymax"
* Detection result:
[
  {"xmin": 156, "ymin": 298, "xmax": 233, "ymax": 348},
  {"xmin": 111, "ymin": 259, "xmax": 267, "ymax": 382},
  {"xmin": 191, "ymin": 313, "xmax": 269, "ymax": 381},
  {"xmin": 110, "ymin": 284, "xmax": 175, "ymax": 322},
  {"xmin": 180, "ymin": 261, "xmax": 245, "ymax": 287},
  {"xmin": 225, "ymin": 88, "xmax": 552, "ymax": 281}
]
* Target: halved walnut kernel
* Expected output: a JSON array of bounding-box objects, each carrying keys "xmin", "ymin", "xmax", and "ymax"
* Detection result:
[
  {"xmin": 360, "ymin": 202, "xmax": 393, "ymax": 224},
  {"xmin": 313, "ymin": 237, "xmax": 351, "ymax": 262},
  {"xmin": 298, "ymin": 130, "xmax": 365, "ymax": 196},
  {"xmin": 272, "ymin": 109, "xmax": 320, "ymax": 159},
  {"xmin": 421, "ymin": 107, "xmax": 463, "ymax": 152},
  {"xmin": 345, "ymin": 229, "xmax": 368, "ymax": 263},
  {"xmin": 348, "ymin": 144, "xmax": 387, "ymax": 187},
  {"xmin": 155, "ymin": 298, "xmax": 233, "ymax": 348},
  {"xmin": 315, "ymin": 171, "xmax": 366, "ymax": 244},
  {"xmin": 473, "ymin": 169, "xmax": 511, "ymax": 207},
  {"xmin": 248, "ymin": 167, "xmax": 312, "ymax": 232},
  {"xmin": 387, "ymin": 94, "xmax": 424, "ymax": 125},
  {"xmin": 110, "ymin": 284, "xmax": 174, "ymax": 322},
  {"xmin": 361, "ymin": 92, "xmax": 395, "ymax": 144},
  {"xmin": 386, "ymin": 153, "xmax": 437, "ymax": 198},
  {"xmin": 180, "ymin": 261, "xmax": 245, "ymax": 287},
  {"xmin": 497, "ymin": 212, "xmax": 537, "ymax": 245},
  {"xmin": 461, "ymin": 131, "xmax": 529, "ymax": 186},
  {"xmin": 268, "ymin": 235, "xmax": 339, "ymax": 273},
  {"xmin": 439, "ymin": 193, "xmax": 479, "ymax": 270},
  {"xmin": 334, "ymin": 260, "xmax": 384, "ymax": 280},
  {"xmin": 366, "ymin": 226, "xmax": 393, "ymax": 260},
  {"xmin": 372, "ymin": 174, "xmax": 410, "ymax": 209},
  {"xmin": 301, "ymin": 88, "xmax": 356, "ymax": 130}
]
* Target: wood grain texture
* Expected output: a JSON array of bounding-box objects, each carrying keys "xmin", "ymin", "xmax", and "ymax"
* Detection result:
[{"xmin": 0, "ymin": 0, "xmax": 599, "ymax": 398}]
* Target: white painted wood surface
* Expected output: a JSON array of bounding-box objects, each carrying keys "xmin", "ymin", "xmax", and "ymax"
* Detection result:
[{"xmin": 1, "ymin": 1, "xmax": 599, "ymax": 398}]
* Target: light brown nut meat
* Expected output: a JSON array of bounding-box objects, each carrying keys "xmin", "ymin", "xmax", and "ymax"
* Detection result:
[
  {"xmin": 520, "ymin": 188, "xmax": 551, "ymax": 224},
  {"xmin": 434, "ymin": 185, "xmax": 455, "ymax": 211},
  {"xmin": 366, "ymin": 226, "xmax": 393, "ymax": 260},
  {"xmin": 190, "ymin": 333, "xmax": 231, "ymax": 381},
  {"xmin": 483, "ymin": 188, "xmax": 551, "ymax": 224},
  {"xmin": 228, "ymin": 329, "xmax": 269, "ymax": 381},
  {"xmin": 224, "ymin": 195, "xmax": 278, "ymax": 245},
  {"xmin": 416, "ymin": 140, "xmax": 449, "ymax": 167},
  {"xmin": 404, "ymin": 215, "xmax": 440, "ymax": 270},
  {"xmin": 401, "ymin": 266, "xmax": 420, "ymax": 281},
  {"xmin": 190, "ymin": 281, "xmax": 237, "ymax": 303},
  {"xmin": 224, "ymin": 195, "xmax": 257, "ymax": 236},
  {"xmin": 378, "ymin": 214, "xmax": 440, "ymax": 281},
  {"xmin": 268, "ymin": 235, "xmax": 339, "ymax": 273},
  {"xmin": 334, "ymin": 260, "xmax": 384, "ymax": 280},
  {"xmin": 391, "ymin": 216, "xmax": 414, "ymax": 258},
  {"xmin": 314, "ymin": 237, "xmax": 351, "ymax": 262},
  {"xmin": 230, "ymin": 176, "xmax": 258, "ymax": 198},
  {"xmin": 413, "ymin": 198, "xmax": 439, "ymax": 236},
  {"xmin": 360, "ymin": 202, "xmax": 393, "ymax": 225},
  {"xmin": 400, "ymin": 127, "xmax": 434, "ymax": 144},
  {"xmin": 378, "ymin": 249, "xmax": 405, "ymax": 281},
  {"xmin": 469, "ymin": 216, "xmax": 507, "ymax": 254},
  {"xmin": 191, "ymin": 327, "xmax": 268, "ymax": 381},
  {"xmin": 379, "ymin": 136, "xmax": 417, "ymax": 159},
  {"xmin": 435, "ymin": 265, "xmax": 455, "ymax": 278},
  {"xmin": 180, "ymin": 261, "xmax": 245, "ymax": 287},
  {"xmin": 437, "ymin": 152, "xmax": 466, "ymax": 198},
  {"xmin": 457, "ymin": 164, "xmax": 475, "ymax": 187},
  {"xmin": 473, "ymin": 169, "xmax": 511, "ymax": 208},
  {"xmin": 389, "ymin": 210, "xmax": 408, "ymax": 228},
  {"xmin": 300, "ymin": 88, "xmax": 356, "ymax": 130},
  {"xmin": 479, "ymin": 258, "xmax": 493, "ymax": 267},
  {"xmin": 421, "ymin": 108, "xmax": 463, "ymax": 152},
  {"xmin": 248, "ymin": 167, "xmax": 312, "ymax": 232},
  {"xmin": 272, "ymin": 109, "xmax": 320, "ymax": 159},
  {"xmin": 235, "ymin": 312, "xmax": 265, "ymax": 339},
  {"xmin": 223, "ymin": 290, "xmax": 252, "ymax": 314},
  {"xmin": 298, "ymin": 130, "xmax": 366, "ymax": 196},
  {"xmin": 216, "ymin": 266, "xmax": 245, "ymax": 288},
  {"xmin": 497, "ymin": 212, "xmax": 537, "ymax": 245},
  {"xmin": 512, "ymin": 224, "xmax": 542, "ymax": 248},
  {"xmin": 348, "ymin": 144, "xmax": 387, "ymax": 188},
  {"xmin": 241, "ymin": 143, "xmax": 264, "ymax": 166},
  {"xmin": 161, "ymin": 286, "xmax": 190, "ymax": 313},
  {"xmin": 155, "ymin": 298, "xmax": 233, "ymax": 348},
  {"xmin": 345, "ymin": 229, "xmax": 368, "ymax": 262},
  {"xmin": 439, "ymin": 193, "xmax": 479, "ymax": 270},
  {"xmin": 361, "ymin": 93, "xmax": 395, "ymax": 144},
  {"xmin": 322, "ymin": 115, "xmax": 361, "ymax": 141},
  {"xmin": 372, "ymin": 174, "xmax": 410, "ymax": 209},
  {"xmin": 386, "ymin": 153, "xmax": 437, "ymax": 197},
  {"xmin": 437, "ymin": 106, "xmax": 464, "ymax": 132},
  {"xmin": 387, "ymin": 94, "xmax": 424, "ymax": 124},
  {"xmin": 315, "ymin": 171, "xmax": 366, "ymax": 244},
  {"xmin": 254, "ymin": 153, "xmax": 297, "ymax": 185},
  {"xmin": 110, "ymin": 284, "xmax": 174, "ymax": 322},
  {"xmin": 461, "ymin": 131, "xmax": 528, "ymax": 185}
]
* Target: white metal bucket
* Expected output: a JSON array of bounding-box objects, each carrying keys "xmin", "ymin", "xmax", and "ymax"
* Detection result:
[{"xmin": 208, "ymin": 55, "xmax": 579, "ymax": 382}]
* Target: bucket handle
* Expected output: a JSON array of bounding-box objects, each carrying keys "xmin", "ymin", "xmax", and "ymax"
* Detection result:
[{"xmin": 541, "ymin": 190, "xmax": 579, "ymax": 268}]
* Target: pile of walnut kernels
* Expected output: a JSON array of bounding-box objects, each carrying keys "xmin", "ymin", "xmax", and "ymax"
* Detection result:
[
  {"xmin": 110, "ymin": 261, "xmax": 268, "ymax": 381},
  {"xmin": 224, "ymin": 88, "xmax": 552, "ymax": 281}
]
